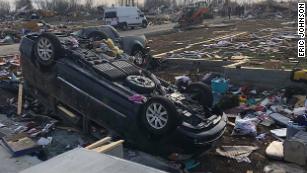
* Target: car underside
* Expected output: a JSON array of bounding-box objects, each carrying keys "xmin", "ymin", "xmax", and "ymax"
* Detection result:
[{"xmin": 19, "ymin": 32, "xmax": 227, "ymax": 154}]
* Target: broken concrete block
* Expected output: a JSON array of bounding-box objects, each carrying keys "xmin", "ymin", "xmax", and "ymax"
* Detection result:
[
  {"xmin": 265, "ymin": 141, "xmax": 284, "ymax": 160},
  {"xmin": 284, "ymin": 131, "xmax": 307, "ymax": 165}
]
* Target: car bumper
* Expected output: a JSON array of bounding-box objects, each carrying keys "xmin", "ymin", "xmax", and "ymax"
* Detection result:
[{"xmin": 173, "ymin": 113, "xmax": 227, "ymax": 146}]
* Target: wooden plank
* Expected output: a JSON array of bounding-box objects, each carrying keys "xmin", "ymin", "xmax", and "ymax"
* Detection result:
[
  {"xmin": 1, "ymin": 134, "xmax": 41, "ymax": 157},
  {"xmin": 93, "ymin": 140, "xmax": 124, "ymax": 153},
  {"xmin": 85, "ymin": 137, "xmax": 111, "ymax": 150},
  {"xmin": 17, "ymin": 83, "xmax": 23, "ymax": 115},
  {"xmin": 57, "ymin": 105, "xmax": 77, "ymax": 118}
]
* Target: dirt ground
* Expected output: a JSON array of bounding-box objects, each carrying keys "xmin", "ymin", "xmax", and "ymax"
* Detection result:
[
  {"xmin": 148, "ymin": 19, "xmax": 301, "ymax": 70},
  {"xmin": 148, "ymin": 19, "xmax": 287, "ymax": 54}
]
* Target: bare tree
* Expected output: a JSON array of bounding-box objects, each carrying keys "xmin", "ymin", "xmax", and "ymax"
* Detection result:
[
  {"xmin": 144, "ymin": 0, "xmax": 172, "ymax": 10},
  {"xmin": 85, "ymin": 0, "xmax": 93, "ymax": 10},
  {"xmin": 68, "ymin": 0, "xmax": 80, "ymax": 11},
  {"xmin": 0, "ymin": 0, "xmax": 10, "ymax": 17},
  {"xmin": 15, "ymin": 0, "xmax": 33, "ymax": 11}
]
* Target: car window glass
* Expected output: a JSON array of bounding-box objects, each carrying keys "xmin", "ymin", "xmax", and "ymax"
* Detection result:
[
  {"xmin": 105, "ymin": 12, "xmax": 116, "ymax": 18},
  {"xmin": 100, "ymin": 27, "xmax": 116, "ymax": 40}
]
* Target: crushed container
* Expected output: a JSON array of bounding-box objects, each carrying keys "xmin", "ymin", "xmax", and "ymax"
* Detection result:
[{"xmin": 211, "ymin": 78, "xmax": 228, "ymax": 94}]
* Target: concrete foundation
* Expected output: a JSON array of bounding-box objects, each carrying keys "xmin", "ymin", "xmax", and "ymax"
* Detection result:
[
  {"xmin": 224, "ymin": 67, "xmax": 306, "ymax": 88},
  {"xmin": 162, "ymin": 58, "xmax": 306, "ymax": 89}
]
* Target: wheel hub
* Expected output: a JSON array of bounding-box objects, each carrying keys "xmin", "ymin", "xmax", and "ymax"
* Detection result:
[
  {"xmin": 134, "ymin": 51, "xmax": 144, "ymax": 65},
  {"xmin": 146, "ymin": 103, "xmax": 168, "ymax": 129},
  {"xmin": 37, "ymin": 38, "xmax": 53, "ymax": 61}
]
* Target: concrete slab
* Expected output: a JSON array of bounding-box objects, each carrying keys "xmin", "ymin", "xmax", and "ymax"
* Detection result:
[
  {"xmin": 224, "ymin": 67, "xmax": 306, "ymax": 88},
  {"xmin": 0, "ymin": 145, "xmax": 41, "ymax": 173},
  {"xmin": 20, "ymin": 148, "xmax": 168, "ymax": 173}
]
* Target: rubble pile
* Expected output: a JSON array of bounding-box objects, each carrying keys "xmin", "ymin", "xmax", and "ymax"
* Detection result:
[
  {"xmin": 0, "ymin": 93, "xmax": 95, "ymax": 159},
  {"xmin": 0, "ymin": 55, "xmax": 20, "ymax": 88},
  {"xmin": 244, "ymin": 1, "xmax": 297, "ymax": 19},
  {"xmin": 173, "ymin": 73, "xmax": 307, "ymax": 171}
]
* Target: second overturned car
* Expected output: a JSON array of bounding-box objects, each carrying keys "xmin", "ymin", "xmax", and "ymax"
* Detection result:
[{"xmin": 19, "ymin": 32, "xmax": 227, "ymax": 153}]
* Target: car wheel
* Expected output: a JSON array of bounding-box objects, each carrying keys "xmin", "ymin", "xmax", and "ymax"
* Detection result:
[
  {"xmin": 186, "ymin": 82, "xmax": 213, "ymax": 108},
  {"xmin": 34, "ymin": 32, "xmax": 62, "ymax": 67},
  {"xmin": 132, "ymin": 49, "xmax": 147, "ymax": 67},
  {"xmin": 141, "ymin": 97, "xmax": 179, "ymax": 135},
  {"xmin": 88, "ymin": 31, "xmax": 107, "ymax": 41},
  {"xmin": 142, "ymin": 20, "xmax": 148, "ymax": 28},
  {"xmin": 126, "ymin": 75, "xmax": 155, "ymax": 93},
  {"xmin": 121, "ymin": 23, "xmax": 128, "ymax": 31}
]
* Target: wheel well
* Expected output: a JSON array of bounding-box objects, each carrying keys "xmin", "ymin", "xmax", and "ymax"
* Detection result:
[
  {"xmin": 132, "ymin": 44, "xmax": 144, "ymax": 55},
  {"xmin": 88, "ymin": 31, "xmax": 108, "ymax": 39}
]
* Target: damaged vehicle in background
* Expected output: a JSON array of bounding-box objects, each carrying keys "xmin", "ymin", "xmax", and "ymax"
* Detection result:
[
  {"xmin": 72, "ymin": 25, "xmax": 152, "ymax": 68},
  {"xmin": 19, "ymin": 32, "xmax": 227, "ymax": 153}
]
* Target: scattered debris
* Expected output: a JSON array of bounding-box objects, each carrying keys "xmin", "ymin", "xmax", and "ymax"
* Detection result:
[
  {"xmin": 1, "ymin": 134, "xmax": 40, "ymax": 157},
  {"xmin": 231, "ymin": 116, "xmax": 258, "ymax": 136},
  {"xmin": 37, "ymin": 137, "xmax": 53, "ymax": 146},
  {"xmin": 216, "ymin": 146, "xmax": 259, "ymax": 163},
  {"xmin": 265, "ymin": 141, "xmax": 284, "ymax": 160},
  {"xmin": 270, "ymin": 128, "xmax": 287, "ymax": 138}
]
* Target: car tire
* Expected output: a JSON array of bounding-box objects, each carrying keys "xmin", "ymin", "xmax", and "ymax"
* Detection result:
[
  {"xmin": 126, "ymin": 75, "xmax": 155, "ymax": 94},
  {"xmin": 34, "ymin": 32, "xmax": 63, "ymax": 67},
  {"xmin": 141, "ymin": 96, "xmax": 179, "ymax": 135},
  {"xmin": 142, "ymin": 20, "xmax": 148, "ymax": 28},
  {"xmin": 132, "ymin": 48, "xmax": 147, "ymax": 67},
  {"xmin": 186, "ymin": 82, "xmax": 213, "ymax": 108},
  {"xmin": 88, "ymin": 31, "xmax": 107, "ymax": 41},
  {"xmin": 121, "ymin": 22, "xmax": 128, "ymax": 31}
]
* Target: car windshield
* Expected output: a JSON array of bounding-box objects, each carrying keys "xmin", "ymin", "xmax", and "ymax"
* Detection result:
[{"xmin": 105, "ymin": 11, "xmax": 116, "ymax": 18}]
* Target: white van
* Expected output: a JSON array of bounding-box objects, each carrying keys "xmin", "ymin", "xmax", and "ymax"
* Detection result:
[{"xmin": 104, "ymin": 6, "xmax": 148, "ymax": 30}]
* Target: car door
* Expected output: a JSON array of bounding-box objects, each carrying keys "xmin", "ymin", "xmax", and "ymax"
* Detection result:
[
  {"xmin": 55, "ymin": 60, "xmax": 140, "ymax": 133},
  {"xmin": 136, "ymin": 10, "xmax": 143, "ymax": 25},
  {"xmin": 127, "ymin": 8, "xmax": 138, "ymax": 25}
]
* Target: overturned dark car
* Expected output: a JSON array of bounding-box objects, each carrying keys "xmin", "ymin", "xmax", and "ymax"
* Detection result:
[{"xmin": 19, "ymin": 33, "xmax": 227, "ymax": 153}]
